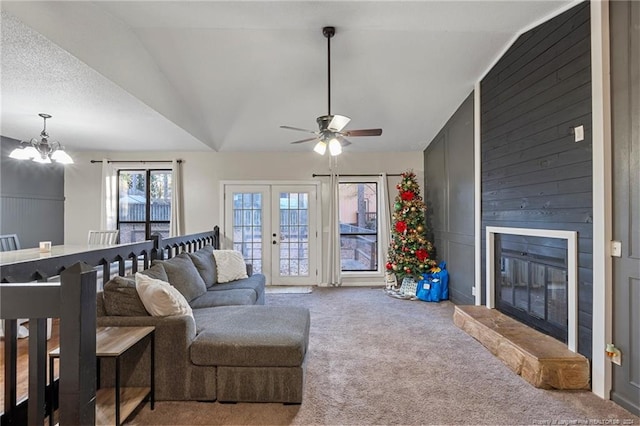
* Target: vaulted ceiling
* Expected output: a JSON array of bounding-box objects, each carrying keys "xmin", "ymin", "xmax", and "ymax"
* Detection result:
[{"xmin": 0, "ymin": 1, "xmax": 572, "ymax": 153}]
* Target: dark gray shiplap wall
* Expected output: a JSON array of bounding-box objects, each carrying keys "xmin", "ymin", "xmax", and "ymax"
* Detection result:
[
  {"xmin": 0, "ymin": 136, "xmax": 65, "ymax": 248},
  {"xmin": 480, "ymin": 2, "xmax": 592, "ymax": 358},
  {"xmin": 424, "ymin": 93, "xmax": 475, "ymax": 305}
]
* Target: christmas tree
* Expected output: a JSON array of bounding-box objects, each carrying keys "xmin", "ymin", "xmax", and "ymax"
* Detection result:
[{"xmin": 386, "ymin": 171, "xmax": 436, "ymax": 281}]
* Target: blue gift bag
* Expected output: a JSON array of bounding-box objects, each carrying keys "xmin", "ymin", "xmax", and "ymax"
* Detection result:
[
  {"xmin": 438, "ymin": 261, "xmax": 449, "ymax": 301},
  {"xmin": 416, "ymin": 274, "xmax": 431, "ymax": 301},
  {"xmin": 416, "ymin": 261, "xmax": 450, "ymax": 302}
]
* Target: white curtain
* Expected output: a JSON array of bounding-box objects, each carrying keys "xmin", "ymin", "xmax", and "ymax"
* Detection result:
[
  {"xmin": 100, "ymin": 159, "xmax": 117, "ymax": 230},
  {"xmin": 378, "ymin": 173, "xmax": 391, "ymax": 267},
  {"xmin": 326, "ymin": 166, "xmax": 342, "ymax": 286},
  {"xmin": 170, "ymin": 160, "xmax": 184, "ymax": 236}
]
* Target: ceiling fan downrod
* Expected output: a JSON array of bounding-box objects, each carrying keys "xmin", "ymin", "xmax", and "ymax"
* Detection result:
[{"xmin": 323, "ymin": 26, "xmax": 335, "ymax": 116}]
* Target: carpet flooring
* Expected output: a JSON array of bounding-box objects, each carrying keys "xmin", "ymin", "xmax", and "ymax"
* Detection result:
[{"xmin": 128, "ymin": 287, "xmax": 639, "ymax": 425}]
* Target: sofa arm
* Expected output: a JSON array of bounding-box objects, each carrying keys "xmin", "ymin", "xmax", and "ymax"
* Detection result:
[
  {"xmin": 246, "ymin": 263, "xmax": 253, "ymax": 276},
  {"xmin": 97, "ymin": 314, "xmax": 196, "ymax": 339},
  {"xmin": 96, "ymin": 314, "xmax": 197, "ymax": 392}
]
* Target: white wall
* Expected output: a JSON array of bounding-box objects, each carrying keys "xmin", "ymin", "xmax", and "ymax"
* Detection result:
[{"xmin": 65, "ymin": 150, "xmax": 423, "ymax": 284}]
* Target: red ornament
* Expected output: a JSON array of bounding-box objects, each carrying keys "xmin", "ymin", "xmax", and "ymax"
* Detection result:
[
  {"xmin": 395, "ymin": 221, "xmax": 407, "ymax": 233},
  {"xmin": 386, "ymin": 262, "xmax": 392, "ymax": 270},
  {"xmin": 401, "ymin": 191, "xmax": 415, "ymax": 201},
  {"xmin": 416, "ymin": 249, "xmax": 429, "ymax": 262}
]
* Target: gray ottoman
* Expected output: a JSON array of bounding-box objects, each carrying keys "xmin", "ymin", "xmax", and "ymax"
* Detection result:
[{"xmin": 190, "ymin": 305, "xmax": 310, "ymax": 403}]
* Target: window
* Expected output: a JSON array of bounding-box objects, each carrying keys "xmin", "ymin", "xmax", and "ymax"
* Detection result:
[
  {"xmin": 338, "ymin": 182, "xmax": 378, "ymax": 271},
  {"xmin": 117, "ymin": 169, "xmax": 172, "ymax": 243},
  {"xmin": 232, "ymin": 192, "xmax": 264, "ymax": 273}
]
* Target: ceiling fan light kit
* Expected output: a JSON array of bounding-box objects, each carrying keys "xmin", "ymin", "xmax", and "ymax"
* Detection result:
[
  {"xmin": 328, "ymin": 138, "xmax": 342, "ymax": 156},
  {"xmin": 281, "ymin": 26, "xmax": 382, "ymax": 156},
  {"xmin": 9, "ymin": 113, "xmax": 74, "ymax": 164},
  {"xmin": 314, "ymin": 141, "xmax": 327, "ymax": 155}
]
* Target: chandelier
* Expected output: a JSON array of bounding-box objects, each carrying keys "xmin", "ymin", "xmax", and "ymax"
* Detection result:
[{"xmin": 9, "ymin": 113, "xmax": 73, "ymax": 164}]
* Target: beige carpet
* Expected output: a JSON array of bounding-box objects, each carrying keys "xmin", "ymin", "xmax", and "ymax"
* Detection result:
[{"xmin": 128, "ymin": 287, "xmax": 639, "ymax": 425}]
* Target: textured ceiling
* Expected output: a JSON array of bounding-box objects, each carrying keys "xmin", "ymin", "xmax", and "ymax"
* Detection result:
[{"xmin": 0, "ymin": 1, "xmax": 574, "ymax": 153}]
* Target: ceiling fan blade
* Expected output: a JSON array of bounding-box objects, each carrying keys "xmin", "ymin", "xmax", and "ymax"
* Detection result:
[
  {"xmin": 342, "ymin": 128, "xmax": 383, "ymax": 137},
  {"xmin": 280, "ymin": 125, "xmax": 317, "ymax": 134},
  {"xmin": 327, "ymin": 115, "xmax": 351, "ymax": 132},
  {"xmin": 290, "ymin": 137, "xmax": 319, "ymax": 144}
]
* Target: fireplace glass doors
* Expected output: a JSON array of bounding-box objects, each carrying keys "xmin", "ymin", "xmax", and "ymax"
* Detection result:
[{"xmin": 496, "ymin": 238, "xmax": 568, "ymax": 343}]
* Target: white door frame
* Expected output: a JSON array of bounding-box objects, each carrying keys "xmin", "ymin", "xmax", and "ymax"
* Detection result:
[{"xmin": 220, "ymin": 180, "xmax": 322, "ymax": 286}]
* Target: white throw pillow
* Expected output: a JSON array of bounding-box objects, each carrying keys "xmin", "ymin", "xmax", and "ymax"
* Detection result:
[
  {"xmin": 212, "ymin": 250, "xmax": 248, "ymax": 283},
  {"xmin": 135, "ymin": 272, "xmax": 193, "ymax": 318}
]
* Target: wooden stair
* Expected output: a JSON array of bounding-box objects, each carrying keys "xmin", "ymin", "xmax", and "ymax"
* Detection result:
[{"xmin": 453, "ymin": 305, "xmax": 590, "ymax": 390}]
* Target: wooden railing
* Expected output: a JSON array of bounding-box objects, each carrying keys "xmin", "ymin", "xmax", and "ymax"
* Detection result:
[
  {"xmin": 0, "ymin": 240, "xmax": 156, "ymax": 286},
  {"xmin": 0, "ymin": 228, "xmax": 219, "ymax": 425},
  {"xmin": 154, "ymin": 226, "xmax": 220, "ymax": 260},
  {"xmin": 1, "ymin": 264, "xmax": 97, "ymax": 425}
]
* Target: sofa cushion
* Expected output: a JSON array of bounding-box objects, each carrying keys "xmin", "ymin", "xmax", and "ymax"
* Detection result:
[
  {"xmin": 103, "ymin": 276, "xmax": 149, "ymax": 316},
  {"xmin": 135, "ymin": 272, "xmax": 193, "ymax": 318},
  {"xmin": 138, "ymin": 263, "xmax": 169, "ymax": 281},
  {"xmin": 206, "ymin": 274, "xmax": 265, "ymax": 299},
  {"xmin": 190, "ymin": 306, "xmax": 310, "ymax": 367},
  {"xmin": 188, "ymin": 246, "xmax": 217, "ymax": 288},
  {"xmin": 212, "ymin": 250, "xmax": 248, "ymax": 283},
  {"xmin": 152, "ymin": 253, "xmax": 207, "ymax": 302},
  {"xmin": 190, "ymin": 288, "xmax": 257, "ymax": 310}
]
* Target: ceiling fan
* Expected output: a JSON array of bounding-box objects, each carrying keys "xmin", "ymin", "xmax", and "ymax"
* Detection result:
[{"xmin": 281, "ymin": 26, "xmax": 383, "ymax": 156}]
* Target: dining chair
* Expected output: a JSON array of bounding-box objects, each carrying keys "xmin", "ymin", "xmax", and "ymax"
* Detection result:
[
  {"xmin": 0, "ymin": 233, "xmax": 45, "ymax": 340},
  {"xmin": 0, "ymin": 234, "xmax": 21, "ymax": 251},
  {"xmin": 87, "ymin": 230, "xmax": 119, "ymax": 245}
]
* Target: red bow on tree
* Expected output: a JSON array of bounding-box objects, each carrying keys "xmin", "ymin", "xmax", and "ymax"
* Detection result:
[
  {"xmin": 395, "ymin": 221, "xmax": 407, "ymax": 233},
  {"xmin": 401, "ymin": 191, "xmax": 415, "ymax": 201}
]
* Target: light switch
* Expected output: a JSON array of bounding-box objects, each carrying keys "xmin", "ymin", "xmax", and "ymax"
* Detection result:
[
  {"xmin": 574, "ymin": 125, "xmax": 584, "ymax": 142},
  {"xmin": 611, "ymin": 240, "xmax": 622, "ymax": 257}
]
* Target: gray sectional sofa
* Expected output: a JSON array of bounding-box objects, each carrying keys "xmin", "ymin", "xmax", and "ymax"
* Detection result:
[{"xmin": 96, "ymin": 245, "xmax": 310, "ymax": 403}]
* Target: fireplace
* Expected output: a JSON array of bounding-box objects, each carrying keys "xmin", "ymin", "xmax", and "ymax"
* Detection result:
[
  {"xmin": 486, "ymin": 227, "xmax": 578, "ymax": 352},
  {"xmin": 496, "ymin": 240, "xmax": 568, "ymax": 342}
]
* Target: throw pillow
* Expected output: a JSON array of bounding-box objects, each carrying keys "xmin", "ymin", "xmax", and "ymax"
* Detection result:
[
  {"xmin": 152, "ymin": 253, "xmax": 207, "ymax": 302},
  {"xmin": 134, "ymin": 272, "xmax": 193, "ymax": 318},
  {"xmin": 188, "ymin": 245, "xmax": 217, "ymax": 288},
  {"xmin": 212, "ymin": 250, "xmax": 248, "ymax": 283},
  {"xmin": 103, "ymin": 276, "xmax": 149, "ymax": 316}
]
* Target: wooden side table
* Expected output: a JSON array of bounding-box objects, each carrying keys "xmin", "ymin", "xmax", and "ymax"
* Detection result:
[{"xmin": 49, "ymin": 326, "xmax": 155, "ymax": 426}]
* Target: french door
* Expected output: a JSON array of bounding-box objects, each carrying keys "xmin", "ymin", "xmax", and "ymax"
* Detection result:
[{"xmin": 223, "ymin": 183, "xmax": 319, "ymax": 286}]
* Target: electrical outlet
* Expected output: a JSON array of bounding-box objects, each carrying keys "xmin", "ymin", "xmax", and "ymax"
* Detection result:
[
  {"xmin": 471, "ymin": 286, "xmax": 476, "ymax": 296},
  {"xmin": 611, "ymin": 240, "xmax": 622, "ymax": 257}
]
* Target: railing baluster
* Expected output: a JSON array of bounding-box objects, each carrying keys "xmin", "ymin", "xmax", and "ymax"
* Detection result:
[
  {"xmin": 4, "ymin": 319, "xmax": 17, "ymax": 421},
  {"xmin": 28, "ymin": 318, "xmax": 47, "ymax": 425},
  {"xmin": 59, "ymin": 263, "xmax": 96, "ymax": 426}
]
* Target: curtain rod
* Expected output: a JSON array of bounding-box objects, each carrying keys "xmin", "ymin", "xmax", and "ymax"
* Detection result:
[
  {"xmin": 312, "ymin": 173, "xmax": 402, "ymax": 177},
  {"xmin": 90, "ymin": 159, "xmax": 182, "ymax": 164}
]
